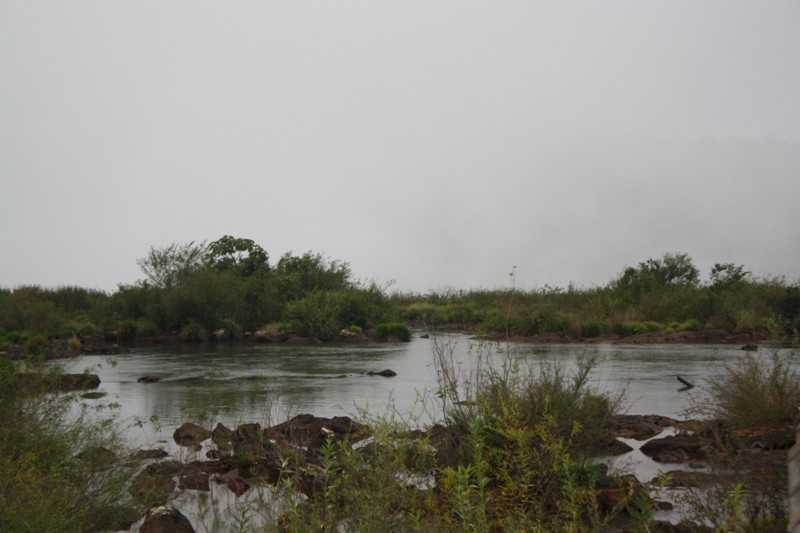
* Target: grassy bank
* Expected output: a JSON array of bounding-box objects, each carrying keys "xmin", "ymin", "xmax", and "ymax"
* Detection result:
[{"xmin": 1, "ymin": 244, "xmax": 797, "ymax": 356}]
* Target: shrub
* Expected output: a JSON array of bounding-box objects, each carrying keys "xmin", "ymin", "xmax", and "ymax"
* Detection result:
[
  {"xmin": 581, "ymin": 320, "xmax": 609, "ymax": 337},
  {"xmin": 373, "ymin": 322, "xmax": 411, "ymax": 342},
  {"xmin": 690, "ymin": 350, "xmax": 800, "ymax": 430},
  {"xmin": 0, "ymin": 363, "xmax": 142, "ymax": 532},
  {"xmin": 613, "ymin": 321, "xmax": 648, "ymax": 336},
  {"xmin": 22, "ymin": 335, "xmax": 48, "ymax": 357},
  {"xmin": 179, "ymin": 321, "xmax": 208, "ymax": 342},
  {"xmin": 677, "ymin": 318, "xmax": 703, "ymax": 331},
  {"xmin": 642, "ymin": 321, "xmax": 664, "ymax": 332}
]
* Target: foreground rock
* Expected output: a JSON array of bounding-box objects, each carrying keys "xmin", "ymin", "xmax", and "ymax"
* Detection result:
[
  {"xmin": 18, "ymin": 372, "xmax": 100, "ymax": 392},
  {"xmin": 173, "ymin": 422, "xmax": 211, "ymax": 447},
  {"xmin": 640, "ymin": 434, "xmax": 707, "ymax": 462},
  {"xmin": 607, "ymin": 414, "xmax": 679, "ymax": 440},
  {"xmin": 139, "ymin": 505, "xmax": 195, "ymax": 533}
]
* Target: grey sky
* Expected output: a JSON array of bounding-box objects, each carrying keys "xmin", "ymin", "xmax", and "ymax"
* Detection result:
[{"xmin": 2, "ymin": 1, "xmax": 799, "ymax": 293}]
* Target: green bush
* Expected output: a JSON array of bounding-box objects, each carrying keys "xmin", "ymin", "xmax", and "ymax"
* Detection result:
[
  {"xmin": 677, "ymin": 318, "xmax": 703, "ymax": 331},
  {"xmin": 373, "ymin": 323, "xmax": 411, "ymax": 342},
  {"xmin": 581, "ymin": 320, "xmax": 609, "ymax": 337},
  {"xmin": 691, "ymin": 351, "xmax": 800, "ymax": 430},
  {"xmin": 179, "ymin": 320, "xmax": 208, "ymax": 342},
  {"xmin": 613, "ymin": 321, "xmax": 648, "ymax": 336},
  {"xmin": 22, "ymin": 335, "xmax": 48, "ymax": 357}
]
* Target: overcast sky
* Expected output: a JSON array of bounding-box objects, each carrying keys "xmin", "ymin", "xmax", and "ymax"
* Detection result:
[{"xmin": 2, "ymin": 1, "xmax": 799, "ymax": 294}]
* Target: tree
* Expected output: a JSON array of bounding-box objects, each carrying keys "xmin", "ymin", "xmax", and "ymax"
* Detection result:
[
  {"xmin": 709, "ymin": 263, "xmax": 749, "ymax": 289},
  {"xmin": 205, "ymin": 236, "xmax": 269, "ymax": 277},
  {"xmin": 136, "ymin": 241, "xmax": 207, "ymax": 289},
  {"xmin": 275, "ymin": 251, "xmax": 352, "ymax": 300},
  {"xmin": 638, "ymin": 252, "xmax": 700, "ymax": 287}
]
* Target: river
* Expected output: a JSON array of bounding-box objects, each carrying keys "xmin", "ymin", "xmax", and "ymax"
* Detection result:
[{"xmin": 63, "ymin": 331, "xmax": 791, "ymax": 450}]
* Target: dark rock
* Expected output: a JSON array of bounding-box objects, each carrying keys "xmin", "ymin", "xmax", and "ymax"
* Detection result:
[
  {"xmin": 426, "ymin": 424, "xmax": 464, "ymax": 467},
  {"xmin": 741, "ymin": 344, "xmax": 758, "ymax": 351},
  {"xmin": 179, "ymin": 471, "xmax": 210, "ymax": 491},
  {"xmin": 367, "ymin": 369, "xmax": 397, "ymax": 377},
  {"xmin": 654, "ymin": 469, "xmax": 718, "ymax": 488},
  {"xmin": 232, "ymin": 422, "xmax": 270, "ymax": 457},
  {"xmin": 607, "ymin": 414, "xmax": 679, "ymax": 440},
  {"xmin": 138, "ymin": 376, "xmax": 161, "ymax": 383},
  {"xmin": 80, "ymin": 391, "xmax": 107, "ymax": 399},
  {"xmin": 173, "ymin": 422, "xmax": 211, "ymax": 447},
  {"xmin": 18, "ymin": 372, "xmax": 101, "ymax": 392},
  {"xmin": 598, "ymin": 437, "xmax": 634, "ymax": 456},
  {"xmin": 77, "ymin": 445, "xmax": 116, "ymax": 465},
  {"xmin": 264, "ymin": 414, "xmax": 367, "ymax": 450},
  {"xmin": 216, "ymin": 468, "xmax": 250, "ymax": 496},
  {"xmin": 136, "ymin": 449, "xmax": 169, "ymax": 460},
  {"xmin": 130, "ymin": 461, "xmax": 182, "ymax": 507},
  {"xmin": 640, "ymin": 434, "xmax": 706, "ymax": 462},
  {"xmin": 206, "ymin": 449, "xmax": 222, "ymax": 460},
  {"xmin": 139, "ymin": 505, "xmax": 195, "ymax": 533},
  {"xmin": 212, "ymin": 422, "xmax": 233, "ymax": 440},
  {"xmin": 733, "ymin": 426, "xmax": 795, "ymax": 450}
]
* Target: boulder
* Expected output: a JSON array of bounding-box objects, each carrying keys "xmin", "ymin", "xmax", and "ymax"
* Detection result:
[
  {"xmin": 232, "ymin": 422, "xmax": 272, "ymax": 457},
  {"xmin": 179, "ymin": 472, "xmax": 210, "ymax": 492},
  {"xmin": 216, "ymin": 468, "xmax": 250, "ymax": 496},
  {"xmin": 173, "ymin": 423, "xmax": 211, "ymax": 447},
  {"xmin": 607, "ymin": 414, "xmax": 679, "ymax": 440},
  {"xmin": 367, "ymin": 369, "xmax": 397, "ymax": 377},
  {"xmin": 135, "ymin": 449, "xmax": 169, "ymax": 460},
  {"xmin": 139, "ymin": 505, "xmax": 195, "ymax": 533},
  {"xmin": 264, "ymin": 414, "xmax": 367, "ymax": 449},
  {"xmin": 131, "ymin": 461, "xmax": 182, "ymax": 507},
  {"xmin": 640, "ymin": 434, "xmax": 706, "ymax": 462}
]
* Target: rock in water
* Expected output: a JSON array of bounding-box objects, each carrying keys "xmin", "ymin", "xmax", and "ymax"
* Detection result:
[
  {"xmin": 173, "ymin": 422, "xmax": 210, "ymax": 446},
  {"xmin": 139, "ymin": 505, "xmax": 195, "ymax": 533},
  {"xmin": 367, "ymin": 369, "xmax": 397, "ymax": 377}
]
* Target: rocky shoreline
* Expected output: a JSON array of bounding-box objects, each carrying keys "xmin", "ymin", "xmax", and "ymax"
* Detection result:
[{"xmin": 124, "ymin": 412, "xmax": 794, "ymax": 532}]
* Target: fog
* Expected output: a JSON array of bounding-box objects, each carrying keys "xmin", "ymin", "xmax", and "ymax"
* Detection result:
[{"xmin": 2, "ymin": 1, "xmax": 799, "ymax": 293}]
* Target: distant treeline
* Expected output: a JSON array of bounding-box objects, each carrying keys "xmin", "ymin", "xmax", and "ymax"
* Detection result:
[{"xmin": 1, "ymin": 240, "xmax": 799, "ymax": 351}]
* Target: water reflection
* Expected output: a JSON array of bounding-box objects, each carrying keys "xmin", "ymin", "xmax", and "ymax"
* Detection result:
[{"xmin": 64, "ymin": 333, "xmax": 794, "ymax": 448}]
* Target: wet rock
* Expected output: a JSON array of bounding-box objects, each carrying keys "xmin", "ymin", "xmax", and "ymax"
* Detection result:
[
  {"xmin": 598, "ymin": 437, "xmax": 634, "ymax": 456},
  {"xmin": 640, "ymin": 434, "xmax": 706, "ymax": 462},
  {"xmin": 139, "ymin": 505, "xmax": 195, "ymax": 533},
  {"xmin": 733, "ymin": 425, "xmax": 795, "ymax": 450},
  {"xmin": 77, "ymin": 445, "xmax": 117, "ymax": 465},
  {"xmin": 654, "ymin": 469, "xmax": 718, "ymax": 488},
  {"xmin": 232, "ymin": 422, "xmax": 271, "ymax": 457},
  {"xmin": 367, "ymin": 369, "xmax": 397, "ymax": 377},
  {"xmin": 80, "ymin": 391, "xmax": 106, "ymax": 399},
  {"xmin": 173, "ymin": 422, "xmax": 211, "ymax": 447},
  {"xmin": 131, "ymin": 461, "xmax": 182, "ymax": 507},
  {"xmin": 136, "ymin": 449, "xmax": 170, "ymax": 460},
  {"xmin": 179, "ymin": 471, "xmax": 210, "ymax": 491},
  {"xmin": 741, "ymin": 344, "xmax": 758, "ymax": 351},
  {"xmin": 211, "ymin": 422, "xmax": 233, "ymax": 450},
  {"xmin": 18, "ymin": 372, "xmax": 101, "ymax": 391},
  {"xmin": 607, "ymin": 414, "xmax": 679, "ymax": 440},
  {"xmin": 138, "ymin": 376, "xmax": 161, "ymax": 383},
  {"xmin": 264, "ymin": 414, "xmax": 368, "ymax": 450},
  {"xmin": 216, "ymin": 468, "xmax": 250, "ymax": 496}
]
